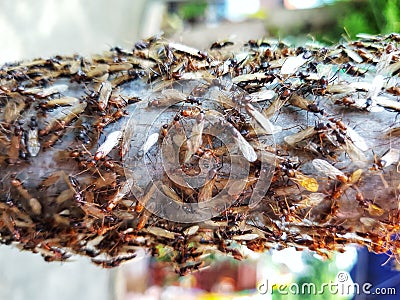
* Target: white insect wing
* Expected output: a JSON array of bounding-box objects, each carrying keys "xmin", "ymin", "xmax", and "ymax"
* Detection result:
[
  {"xmin": 281, "ymin": 54, "xmax": 308, "ymax": 75},
  {"xmin": 374, "ymin": 96, "xmax": 400, "ymax": 111},
  {"xmin": 185, "ymin": 115, "xmax": 205, "ymax": 162},
  {"xmin": 343, "ymin": 140, "xmax": 367, "ymax": 162},
  {"xmin": 312, "ymin": 159, "xmax": 345, "ymax": 180},
  {"xmin": 343, "ymin": 48, "xmax": 363, "ymax": 63},
  {"xmin": 161, "ymin": 89, "xmax": 186, "ymax": 101},
  {"xmin": 233, "ymin": 129, "xmax": 257, "ymax": 162},
  {"xmin": 284, "ymin": 126, "xmax": 315, "ymax": 146},
  {"xmin": 245, "ymin": 103, "xmax": 277, "ymax": 134},
  {"xmin": 346, "ymin": 127, "xmax": 368, "ymax": 151},
  {"xmin": 140, "ymin": 132, "xmax": 159, "ymax": 155},
  {"xmin": 189, "ymin": 117, "xmax": 204, "ymax": 150},
  {"xmin": 381, "ymin": 148, "xmax": 400, "ymax": 167},
  {"xmin": 368, "ymin": 75, "xmax": 384, "ymax": 99},
  {"xmin": 250, "ymin": 90, "xmax": 276, "ymax": 102},
  {"xmin": 183, "ymin": 225, "xmax": 199, "ymax": 236},
  {"xmin": 27, "ymin": 128, "xmax": 40, "ymax": 157},
  {"xmin": 96, "ymin": 130, "xmax": 122, "ymax": 157},
  {"xmin": 232, "ymin": 233, "xmax": 259, "ymax": 241},
  {"xmin": 98, "ymin": 81, "xmax": 112, "ymax": 110}
]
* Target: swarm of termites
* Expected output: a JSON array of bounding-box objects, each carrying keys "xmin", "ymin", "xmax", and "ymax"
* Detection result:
[{"xmin": 0, "ymin": 33, "xmax": 399, "ymax": 274}]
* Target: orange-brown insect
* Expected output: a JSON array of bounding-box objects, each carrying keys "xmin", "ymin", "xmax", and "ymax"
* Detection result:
[{"xmin": 11, "ymin": 177, "xmax": 42, "ymax": 215}]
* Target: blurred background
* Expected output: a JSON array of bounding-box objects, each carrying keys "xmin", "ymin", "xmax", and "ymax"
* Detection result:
[{"xmin": 1, "ymin": 0, "xmax": 400, "ymax": 299}]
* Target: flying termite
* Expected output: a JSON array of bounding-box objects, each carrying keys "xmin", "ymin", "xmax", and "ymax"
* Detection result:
[
  {"xmin": 227, "ymin": 123, "xmax": 257, "ymax": 162},
  {"xmin": 281, "ymin": 51, "xmax": 312, "ymax": 75},
  {"xmin": 245, "ymin": 103, "xmax": 279, "ymax": 134},
  {"xmin": 97, "ymin": 81, "xmax": 112, "ymax": 111},
  {"xmin": 11, "ymin": 176, "xmax": 42, "ymax": 215},
  {"xmin": 39, "ymin": 101, "xmax": 87, "ymax": 136},
  {"xmin": 148, "ymin": 89, "xmax": 187, "ymax": 107},
  {"xmin": 7, "ymin": 122, "xmax": 23, "ymax": 164},
  {"xmin": 312, "ymin": 158, "xmax": 363, "ymax": 199},
  {"xmin": 21, "ymin": 84, "xmax": 68, "ymax": 98},
  {"xmin": 26, "ymin": 116, "xmax": 40, "ymax": 157},
  {"xmin": 288, "ymin": 93, "xmax": 324, "ymax": 115},
  {"xmin": 94, "ymin": 130, "xmax": 122, "ymax": 161},
  {"xmin": 184, "ymin": 111, "xmax": 205, "ymax": 163},
  {"xmin": 284, "ymin": 126, "xmax": 316, "ymax": 147},
  {"xmin": 135, "ymin": 182, "xmax": 157, "ymax": 213},
  {"xmin": 373, "ymin": 148, "xmax": 400, "ymax": 170},
  {"xmin": 138, "ymin": 132, "xmax": 159, "ymax": 157},
  {"xmin": 288, "ymin": 171, "xmax": 319, "ymax": 192},
  {"xmin": 106, "ymin": 178, "xmax": 134, "ymax": 211},
  {"xmin": 198, "ymin": 168, "xmax": 218, "ymax": 206}
]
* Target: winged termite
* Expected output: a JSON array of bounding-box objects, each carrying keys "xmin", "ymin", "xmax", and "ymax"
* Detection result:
[
  {"xmin": 147, "ymin": 226, "xmax": 175, "ymax": 239},
  {"xmin": 249, "ymin": 89, "xmax": 276, "ymax": 102},
  {"xmin": 85, "ymin": 64, "xmax": 109, "ymax": 78},
  {"xmin": 262, "ymin": 96, "xmax": 288, "ymax": 119},
  {"xmin": 21, "ymin": 84, "xmax": 68, "ymax": 98},
  {"xmin": 11, "ymin": 177, "xmax": 42, "ymax": 215},
  {"xmin": 4, "ymin": 97, "xmax": 26, "ymax": 124},
  {"xmin": 374, "ymin": 97, "xmax": 400, "ymax": 111},
  {"xmin": 55, "ymin": 189, "xmax": 74, "ymax": 204},
  {"xmin": 227, "ymin": 174, "xmax": 258, "ymax": 197},
  {"xmin": 232, "ymin": 233, "xmax": 260, "ymax": 241},
  {"xmin": 41, "ymin": 97, "xmax": 79, "ymax": 108},
  {"xmin": 289, "ymin": 171, "xmax": 319, "ymax": 192},
  {"xmin": 0, "ymin": 211, "xmax": 21, "ymax": 239},
  {"xmin": 232, "ymin": 72, "xmax": 272, "ymax": 84},
  {"xmin": 227, "ymin": 124, "xmax": 257, "ymax": 162},
  {"xmin": 26, "ymin": 116, "xmax": 40, "ymax": 157},
  {"xmin": 39, "ymin": 101, "xmax": 87, "ymax": 135},
  {"xmin": 378, "ymin": 148, "xmax": 400, "ymax": 168},
  {"xmin": 284, "ymin": 126, "xmax": 316, "ymax": 146},
  {"xmin": 97, "ymin": 81, "xmax": 112, "ymax": 111},
  {"xmin": 313, "ymin": 159, "xmax": 363, "ymax": 199},
  {"xmin": 245, "ymin": 103, "xmax": 278, "ymax": 134},
  {"xmin": 7, "ymin": 124, "xmax": 23, "ymax": 164},
  {"xmin": 345, "ymin": 127, "xmax": 369, "ymax": 152},
  {"xmin": 198, "ymin": 168, "xmax": 218, "ymax": 205},
  {"xmin": 105, "ymin": 178, "xmax": 134, "ymax": 211},
  {"xmin": 148, "ymin": 89, "xmax": 187, "ymax": 107},
  {"xmin": 342, "ymin": 137, "xmax": 368, "ymax": 162},
  {"xmin": 183, "ymin": 225, "xmax": 199, "ymax": 236},
  {"xmin": 312, "ymin": 159, "xmax": 348, "ymax": 182},
  {"xmin": 108, "ymin": 62, "xmax": 133, "ymax": 73},
  {"xmin": 139, "ymin": 132, "xmax": 159, "ymax": 156},
  {"xmin": 135, "ymin": 182, "xmax": 157, "ymax": 213},
  {"xmin": 94, "ymin": 130, "xmax": 122, "ymax": 161},
  {"xmin": 343, "ymin": 47, "xmax": 364, "ymax": 63},
  {"xmin": 281, "ymin": 52, "xmax": 310, "ymax": 75},
  {"xmin": 295, "ymin": 193, "xmax": 326, "ymax": 210},
  {"xmin": 120, "ymin": 123, "xmax": 135, "ymax": 159},
  {"xmin": 92, "ymin": 253, "xmax": 137, "ymax": 268},
  {"xmin": 184, "ymin": 111, "xmax": 205, "ymax": 163},
  {"xmin": 326, "ymin": 84, "xmax": 356, "ymax": 94},
  {"xmin": 288, "ymin": 93, "xmax": 324, "ymax": 114},
  {"xmin": 168, "ymin": 42, "xmax": 208, "ymax": 60},
  {"xmin": 160, "ymin": 183, "xmax": 182, "ymax": 203}
]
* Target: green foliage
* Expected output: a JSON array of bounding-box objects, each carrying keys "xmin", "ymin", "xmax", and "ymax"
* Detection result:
[
  {"xmin": 340, "ymin": 0, "xmax": 400, "ymax": 38},
  {"xmin": 178, "ymin": 1, "xmax": 207, "ymax": 22}
]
